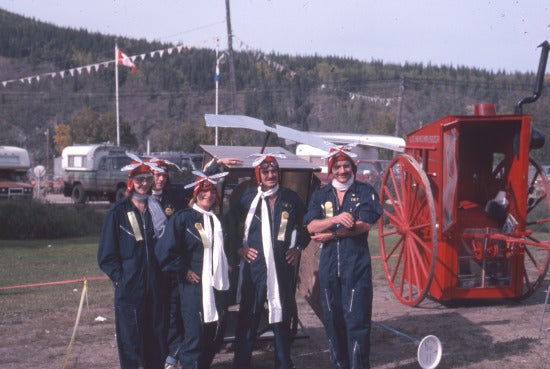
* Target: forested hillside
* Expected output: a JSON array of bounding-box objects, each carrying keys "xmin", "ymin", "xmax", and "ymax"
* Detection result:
[{"xmin": 1, "ymin": 8, "xmax": 548, "ymax": 167}]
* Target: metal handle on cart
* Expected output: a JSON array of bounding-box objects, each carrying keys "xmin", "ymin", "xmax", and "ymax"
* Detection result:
[{"xmin": 372, "ymin": 321, "xmax": 442, "ymax": 369}]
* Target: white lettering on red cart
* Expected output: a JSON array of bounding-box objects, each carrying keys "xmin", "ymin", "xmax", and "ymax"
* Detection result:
[{"xmin": 410, "ymin": 135, "xmax": 439, "ymax": 144}]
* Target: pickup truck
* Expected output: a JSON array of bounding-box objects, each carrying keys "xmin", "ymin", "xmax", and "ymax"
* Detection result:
[{"xmin": 62, "ymin": 144, "xmax": 132, "ymax": 204}]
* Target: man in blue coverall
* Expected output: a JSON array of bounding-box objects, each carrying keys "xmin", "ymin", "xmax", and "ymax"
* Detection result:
[
  {"xmin": 304, "ymin": 147, "xmax": 382, "ymax": 369},
  {"xmin": 97, "ymin": 158, "xmax": 168, "ymax": 369},
  {"xmin": 227, "ymin": 153, "xmax": 310, "ymax": 369}
]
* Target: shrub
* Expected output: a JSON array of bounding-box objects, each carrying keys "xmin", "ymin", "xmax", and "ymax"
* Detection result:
[{"xmin": 0, "ymin": 200, "xmax": 104, "ymax": 239}]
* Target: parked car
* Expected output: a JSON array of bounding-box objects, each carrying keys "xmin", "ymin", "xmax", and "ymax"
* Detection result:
[{"xmin": 0, "ymin": 146, "xmax": 33, "ymax": 200}]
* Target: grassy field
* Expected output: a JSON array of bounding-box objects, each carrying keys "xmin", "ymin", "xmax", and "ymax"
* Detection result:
[
  {"xmin": 0, "ymin": 230, "xmax": 386, "ymax": 316},
  {"xmin": 0, "ymin": 237, "xmax": 113, "ymax": 315}
]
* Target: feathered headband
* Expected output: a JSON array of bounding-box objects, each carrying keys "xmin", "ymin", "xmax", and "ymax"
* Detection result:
[
  {"xmin": 185, "ymin": 170, "xmax": 229, "ymax": 198},
  {"xmin": 322, "ymin": 145, "xmax": 358, "ymax": 174},
  {"xmin": 121, "ymin": 152, "xmax": 165, "ymax": 174}
]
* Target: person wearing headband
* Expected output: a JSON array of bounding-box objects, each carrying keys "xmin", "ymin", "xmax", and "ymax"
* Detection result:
[
  {"xmin": 147, "ymin": 156, "xmax": 241, "ymax": 369},
  {"xmin": 304, "ymin": 147, "xmax": 382, "ymax": 369},
  {"xmin": 97, "ymin": 155, "xmax": 168, "ymax": 369},
  {"xmin": 226, "ymin": 153, "xmax": 310, "ymax": 369},
  {"xmin": 155, "ymin": 172, "xmax": 230, "ymax": 369}
]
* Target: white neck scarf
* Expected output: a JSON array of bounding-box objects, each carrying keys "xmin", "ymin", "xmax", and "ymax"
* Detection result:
[
  {"xmin": 147, "ymin": 197, "xmax": 167, "ymax": 239},
  {"xmin": 152, "ymin": 189, "xmax": 162, "ymax": 196},
  {"xmin": 192, "ymin": 204, "xmax": 229, "ymax": 323},
  {"xmin": 132, "ymin": 194, "xmax": 167, "ymax": 238},
  {"xmin": 242, "ymin": 184, "xmax": 282, "ymax": 324},
  {"xmin": 331, "ymin": 175, "xmax": 355, "ymax": 192}
]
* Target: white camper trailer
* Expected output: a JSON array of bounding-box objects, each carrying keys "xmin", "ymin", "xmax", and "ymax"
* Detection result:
[{"xmin": 61, "ymin": 144, "xmax": 132, "ymax": 203}]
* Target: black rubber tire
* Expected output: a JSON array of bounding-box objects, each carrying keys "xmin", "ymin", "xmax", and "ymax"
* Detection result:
[{"xmin": 71, "ymin": 184, "xmax": 87, "ymax": 204}]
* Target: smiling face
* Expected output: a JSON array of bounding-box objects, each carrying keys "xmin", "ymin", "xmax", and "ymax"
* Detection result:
[
  {"xmin": 196, "ymin": 188, "xmax": 217, "ymax": 211},
  {"xmin": 132, "ymin": 173, "xmax": 153, "ymax": 195},
  {"xmin": 331, "ymin": 159, "xmax": 354, "ymax": 184},
  {"xmin": 259, "ymin": 166, "xmax": 279, "ymax": 190}
]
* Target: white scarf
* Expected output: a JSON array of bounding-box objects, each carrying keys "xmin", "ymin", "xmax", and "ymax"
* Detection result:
[
  {"xmin": 331, "ymin": 175, "xmax": 355, "ymax": 192},
  {"xmin": 132, "ymin": 194, "xmax": 167, "ymax": 238},
  {"xmin": 192, "ymin": 204, "xmax": 230, "ymax": 323},
  {"xmin": 241, "ymin": 184, "xmax": 282, "ymax": 324}
]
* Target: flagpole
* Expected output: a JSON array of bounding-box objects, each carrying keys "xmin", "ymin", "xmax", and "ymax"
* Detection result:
[
  {"xmin": 115, "ymin": 42, "xmax": 120, "ymax": 147},
  {"xmin": 215, "ymin": 39, "xmax": 220, "ymax": 146}
]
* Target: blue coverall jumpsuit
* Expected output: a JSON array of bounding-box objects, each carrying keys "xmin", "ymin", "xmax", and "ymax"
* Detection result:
[
  {"xmin": 226, "ymin": 186, "xmax": 310, "ymax": 369},
  {"xmin": 98, "ymin": 196, "xmax": 167, "ymax": 369},
  {"xmin": 304, "ymin": 180, "xmax": 382, "ymax": 369},
  {"xmin": 157, "ymin": 183, "xmax": 190, "ymax": 367},
  {"xmin": 156, "ymin": 208, "xmax": 229, "ymax": 369},
  {"xmin": 160, "ymin": 162, "xmax": 223, "ymax": 367}
]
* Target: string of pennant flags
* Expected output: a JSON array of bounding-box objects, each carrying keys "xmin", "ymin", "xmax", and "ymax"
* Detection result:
[
  {"xmin": 1, "ymin": 34, "xmax": 300, "ymax": 88},
  {"xmin": 0, "ymin": 43, "xmax": 202, "ymax": 88},
  {"xmin": 234, "ymin": 35, "xmax": 297, "ymax": 79},
  {"xmin": 2, "ymin": 34, "xmax": 390, "ymax": 105}
]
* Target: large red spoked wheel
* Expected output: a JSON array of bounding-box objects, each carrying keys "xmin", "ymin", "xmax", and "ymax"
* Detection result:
[
  {"xmin": 378, "ymin": 154, "xmax": 437, "ymax": 306},
  {"xmin": 517, "ymin": 158, "xmax": 550, "ymax": 299}
]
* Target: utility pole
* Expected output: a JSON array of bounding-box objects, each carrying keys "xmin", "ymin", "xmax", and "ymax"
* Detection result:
[
  {"xmin": 44, "ymin": 128, "xmax": 50, "ymax": 178},
  {"xmin": 395, "ymin": 76, "xmax": 405, "ymax": 139},
  {"xmin": 225, "ymin": 0, "xmax": 240, "ymax": 144}
]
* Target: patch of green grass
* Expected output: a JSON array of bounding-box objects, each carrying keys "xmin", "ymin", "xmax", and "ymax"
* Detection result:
[{"xmin": 0, "ymin": 237, "xmax": 113, "ymax": 315}]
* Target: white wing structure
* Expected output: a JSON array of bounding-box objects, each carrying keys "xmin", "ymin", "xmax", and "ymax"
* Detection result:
[{"xmin": 204, "ymin": 114, "xmax": 405, "ymax": 154}]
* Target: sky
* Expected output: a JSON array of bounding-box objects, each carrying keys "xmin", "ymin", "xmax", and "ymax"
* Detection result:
[{"xmin": 0, "ymin": 0, "xmax": 549, "ymax": 73}]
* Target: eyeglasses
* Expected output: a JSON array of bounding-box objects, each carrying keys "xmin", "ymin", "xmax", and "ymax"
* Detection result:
[
  {"xmin": 259, "ymin": 161, "xmax": 279, "ymax": 170},
  {"xmin": 134, "ymin": 175, "xmax": 153, "ymax": 184}
]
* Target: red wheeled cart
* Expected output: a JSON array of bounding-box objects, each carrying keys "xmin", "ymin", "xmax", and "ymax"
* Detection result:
[{"xmin": 378, "ymin": 41, "xmax": 550, "ymax": 306}]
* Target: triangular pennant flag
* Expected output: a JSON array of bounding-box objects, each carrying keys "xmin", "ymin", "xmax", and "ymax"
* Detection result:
[
  {"xmin": 94, "ymin": 64, "xmax": 100, "ymax": 72},
  {"xmin": 69, "ymin": 69, "xmax": 75, "ymax": 76},
  {"xmin": 60, "ymin": 71, "xmax": 65, "ymax": 78},
  {"xmin": 159, "ymin": 50, "xmax": 165, "ymax": 57},
  {"xmin": 140, "ymin": 54, "xmax": 146, "ymax": 61},
  {"xmin": 167, "ymin": 48, "xmax": 173, "ymax": 55},
  {"xmin": 177, "ymin": 46, "xmax": 183, "ymax": 53}
]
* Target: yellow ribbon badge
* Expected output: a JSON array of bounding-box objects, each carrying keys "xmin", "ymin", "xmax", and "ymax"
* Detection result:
[
  {"xmin": 195, "ymin": 222, "xmax": 211, "ymax": 249},
  {"xmin": 324, "ymin": 201, "xmax": 333, "ymax": 218},
  {"xmin": 277, "ymin": 211, "xmax": 289, "ymax": 241},
  {"xmin": 127, "ymin": 211, "xmax": 143, "ymax": 242}
]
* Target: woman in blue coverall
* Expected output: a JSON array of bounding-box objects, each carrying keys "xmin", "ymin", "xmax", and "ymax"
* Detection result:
[
  {"xmin": 97, "ymin": 158, "xmax": 168, "ymax": 369},
  {"xmin": 155, "ymin": 172, "xmax": 231, "ymax": 369},
  {"xmin": 304, "ymin": 147, "xmax": 382, "ymax": 369}
]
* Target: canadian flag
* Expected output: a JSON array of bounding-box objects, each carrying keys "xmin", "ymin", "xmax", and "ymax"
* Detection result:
[{"xmin": 117, "ymin": 49, "xmax": 138, "ymax": 74}]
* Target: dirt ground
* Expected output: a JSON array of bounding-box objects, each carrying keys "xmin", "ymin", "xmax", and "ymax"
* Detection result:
[
  {"xmin": 2, "ymin": 195, "xmax": 550, "ymax": 368},
  {"xmin": 1, "ymin": 275, "xmax": 550, "ymax": 369}
]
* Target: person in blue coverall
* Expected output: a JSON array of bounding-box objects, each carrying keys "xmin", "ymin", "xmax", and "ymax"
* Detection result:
[
  {"xmin": 304, "ymin": 147, "xmax": 382, "ymax": 369},
  {"xmin": 97, "ymin": 157, "xmax": 168, "ymax": 369},
  {"xmin": 147, "ymin": 157, "xmax": 241, "ymax": 369},
  {"xmin": 226, "ymin": 153, "xmax": 310, "ymax": 369},
  {"xmin": 155, "ymin": 171, "xmax": 231, "ymax": 369}
]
